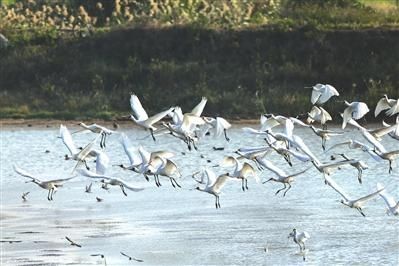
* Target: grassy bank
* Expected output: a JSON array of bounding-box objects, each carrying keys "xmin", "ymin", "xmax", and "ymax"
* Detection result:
[{"xmin": 1, "ymin": 1, "xmax": 399, "ymax": 121}]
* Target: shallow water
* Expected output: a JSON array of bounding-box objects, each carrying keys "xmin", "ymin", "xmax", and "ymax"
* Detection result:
[{"xmin": 1, "ymin": 124, "xmax": 398, "ymax": 265}]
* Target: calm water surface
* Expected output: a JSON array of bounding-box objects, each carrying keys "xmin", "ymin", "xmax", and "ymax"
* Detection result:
[{"xmin": 1, "ymin": 124, "xmax": 398, "ymax": 265}]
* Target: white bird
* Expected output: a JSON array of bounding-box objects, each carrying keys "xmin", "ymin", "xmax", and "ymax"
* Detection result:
[
  {"xmin": 376, "ymin": 183, "xmax": 399, "ymax": 216},
  {"xmin": 345, "ymin": 117, "xmax": 396, "ymax": 142},
  {"xmin": 195, "ymin": 168, "xmax": 230, "ymax": 209},
  {"xmin": 257, "ymin": 157, "xmax": 310, "ymax": 196},
  {"xmin": 375, "ymin": 95, "xmax": 399, "ymax": 117},
  {"xmin": 221, "ymin": 156, "xmax": 258, "ymax": 191},
  {"xmin": 14, "ymin": 165, "xmax": 76, "ymax": 201},
  {"xmin": 326, "ymin": 139, "xmax": 369, "ymax": 153},
  {"xmin": 324, "ymin": 175, "xmax": 384, "ymax": 217},
  {"xmin": 307, "ymin": 106, "xmax": 332, "ymax": 126},
  {"xmin": 78, "ymin": 168, "xmax": 144, "ymax": 196},
  {"xmin": 75, "ymin": 122, "xmax": 116, "ymax": 148},
  {"xmin": 337, "ymin": 153, "xmax": 368, "ymax": 184},
  {"xmin": 59, "ymin": 124, "xmax": 98, "ymax": 171},
  {"xmin": 288, "ymin": 228, "xmax": 310, "ymax": 253},
  {"xmin": 129, "ymin": 94, "xmax": 174, "ymax": 141},
  {"xmin": 202, "ymin": 117, "xmax": 232, "ymax": 141},
  {"xmin": 147, "ymin": 155, "xmax": 182, "ymax": 188},
  {"xmin": 310, "ymin": 83, "xmax": 339, "ymax": 105},
  {"xmin": 342, "ymin": 101, "xmax": 369, "ymax": 129},
  {"xmin": 309, "ymin": 125, "xmax": 344, "ymax": 150}
]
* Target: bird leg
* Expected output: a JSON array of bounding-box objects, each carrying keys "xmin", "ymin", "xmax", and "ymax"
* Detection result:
[
  {"xmin": 357, "ymin": 207, "xmax": 366, "ymax": 217},
  {"xmin": 283, "ymin": 153, "xmax": 292, "ymax": 167},
  {"xmin": 283, "ymin": 183, "xmax": 292, "ymax": 197},
  {"xmin": 275, "ymin": 183, "xmax": 287, "ymax": 195},
  {"xmin": 389, "ymin": 160, "xmax": 392, "ymax": 174},
  {"xmin": 322, "ymin": 137, "xmax": 326, "ymax": 151},
  {"xmin": 47, "ymin": 189, "xmax": 51, "ymax": 201},
  {"xmin": 245, "ymin": 179, "xmax": 249, "ymax": 190},
  {"xmin": 169, "ymin": 178, "xmax": 176, "ymax": 188},
  {"xmin": 84, "ymin": 160, "xmax": 90, "ymax": 170},
  {"xmin": 224, "ymin": 129, "xmax": 230, "ymax": 142},
  {"xmin": 100, "ymin": 133, "xmax": 105, "ymax": 149},
  {"xmin": 241, "ymin": 179, "xmax": 245, "ymax": 191},
  {"xmin": 120, "ymin": 185, "xmax": 128, "ymax": 196},
  {"xmin": 217, "ymin": 196, "xmax": 221, "ymax": 208},
  {"xmin": 171, "ymin": 178, "xmax": 181, "ymax": 188},
  {"xmin": 357, "ymin": 169, "xmax": 362, "ymax": 184},
  {"xmin": 150, "ymin": 128, "xmax": 156, "ymax": 141}
]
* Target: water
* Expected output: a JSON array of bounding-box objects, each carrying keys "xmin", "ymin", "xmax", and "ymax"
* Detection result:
[{"xmin": 1, "ymin": 124, "xmax": 398, "ymax": 265}]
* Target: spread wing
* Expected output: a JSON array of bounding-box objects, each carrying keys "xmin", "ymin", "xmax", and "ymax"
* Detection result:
[
  {"xmin": 13, "ymin": 165, "xmax": 38, "ymax": 180},
  {"xmin": 60, "ymin": 125, "xmax": 79, "ymax": 155},
  {"xmin": 256, "ymin": 157, "xmax": 287, "ymax": 178},
  {"xmin": 191, "ymin": 97, "xmax": 207, "ymax": 117},
  {"xmin": 96, "ymin": 151, "xmax": 110, "ymax": 175},
  {"xmin": 120, "ymin": 134, "xmax": 141, "ymax": 166},
  {"xmin": 324, "ymin": 175, "xmax": 350, "ymax": 201},
  {"xmin": 130, "ymin": 94, "xmax": 148, "ymax": 121},
  {"xmin": 146, "ymin": 107, "xmax": 174, "ymax": 126},
  {"xmin": 375, "ymin": 97, "xmax": 390, "ymax": 117},
  {"xmin": 377, "ymin": 183, "xmax": 396, "ymax": 208},
  {"xmin": 211, "ymin": 174, "xmax": 230, "ymax": 194}
]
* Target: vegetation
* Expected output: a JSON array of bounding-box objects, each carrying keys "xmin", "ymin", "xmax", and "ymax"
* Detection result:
[{"xmin": 0, "ymin": 0, "xmax": 398, "ymax": 120}]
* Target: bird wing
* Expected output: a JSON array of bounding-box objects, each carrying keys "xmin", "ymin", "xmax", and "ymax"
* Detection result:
[
  {"xmin": 260, "ymin": 116, "xmax": 280, "ymax": 131},
  {"xmin": 292, "ymin": 135, "xmax": 319, "ymax": 162},
  {"xmin": 370, "ymin": 124, "xmax": 396, "ymax": 139},
  {"xmin": 317, "ymin": 84, "xmax": 339, "ymax": 104},
  {"xmin": 204, "ymin": 168, "xmax": 217, "ymax": 187},
  {"xmin": 240, "ymin": 162, "xmax": 257, "ymax": 180},
  {"xmin": 311, "ymin": 86, "xmax": 322, "ymax": 105},
  {"xmin": 256, "ymin": 157, "xmax": 287, "ymax": 178},
  {"xmin": 375, "ymin": 97, "xmax": 390, "ymax": 117},
  {"xmin": 60, "ymin": 125, "xmax": 79, "ymax": 155},
  {"xmin": 120, "ymin": 252, "xmax": 130, "ymax": 258},
  {"xmin": 377, "ymin": 183, "xmax": 396, "ymax": 208},
  {"xmin": 49, "ymin": 175, "xmax": 77, "ymax": 184},
  {"xmin": 96, "ymin": 151, "xmax": 110, "ymax": 175},
  {"xmin": 119, "ymin": 179, "xmax": 145, "ymax": 192},
  {"xmin": 138, "ymin": 146, "xmax": 152, "ymax": 165},
  {"xmin": 151, "ymin": 150, "xmax": 174, "ymax": 160},
  {"xmin": 221, "ymin": 156, "xmax": 238, "ymax": 168},
  {"xmin": 13, "ymin": 165, "xmax": 38, "ymax": 180},
  {"xmin": 191, "ymin": 97, "xmax": 207, "ymax": 117},
  {"xmin": 342, "ymin": 107, "xmax": 353, "ymax": 129},
  {"xmin": 120, "ymin": 134, "xmax": 142, "ymax": 166},
  {"xmin": 319, "ymin": 107, "xmax": 332, "ymax": 124},
  {"xmin": 324, "ymin": 175, "xmax": 350, "ymax": 201},
  {"xmin": 386, "ymin": 100, "xmax": 399, "ymax": 116},
  {"xmin": 170, "ymin": 106, "xmax": 184, "ymax": 125},
  {"xmin": 242, "ymin": 127, "xmax": 267, "ymax": 135},
  {"xmin": 352, "ymin": 102, "xmax": 369, "ymax": 120},
  {"xmin": 212, "ymin": 174, "xmax": 230, "ymax": 194},
  {"xmin": 286, "ymin": 149, "xmax": 311, "ymax": 162},
  {"xmin": 181, "ymin": 114, "xmax": 205, "ymax": 133},
  {"xmin": 145, "ymin": 107, "xmax": 174, "ymax": 127},
  {"xmin": 164, "ymin": 159, "xmax": 181, "ymax": 177},
  {"xmin": 76, "ymin": 168, "xmax": 113, "ymax": 180},
  {"xmin": 214, "ymin": 117, "xmax": 231, "ymax": 137},
  {"xmin": 289, "ymin": 117, "xmax": 310, "ymax": 127},
  {"xmin": 290, "ymin": 166, "xmax": 311, "ymax": 178},
  {"xmin": 361, "ymin": 130, "xmax": 387, "ymax": 153},
  {"xmin": 355, "ymin": 187, "xmax": 385, "ymax": 205},
  {"xmin": 130, "ymin": 94, "xmax": 148, "ymax": 121}
]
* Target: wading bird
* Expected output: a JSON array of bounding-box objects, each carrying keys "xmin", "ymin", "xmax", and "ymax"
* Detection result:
[
  {"xmin": 325, "ymin": 175, "xmax": 384, "ymax": 217},
  {"xmin": 195, "ymin": 168, "xmax": 230, "ymax": 209},
  {"xmin": 376, "ymin": 183, "xmax": 399, "ymax": 216},
  {"xmin": 375, "ymin": 94, "xmax": 399, "ymax": 117},
  {"xmin": 310, "ymin": 83, "xmax": 339, "ymax": 105},
  {"xmin": 288, "ymin": 229, "xmax": 310, "ymax": 261},
  {"xmin": 342, "ymin": 101, "xmax": 369, "ymax": 129},
  {"xmin": 257, "ymin": 157, "xmax": 310, "ymax": 196},
  {"xmin": 14, "ymin": 165, "xmax": 75, "ymax": 201},
  {"xmin": 129, "ymin": 94, "xmax": 174, "ymax": 141}
]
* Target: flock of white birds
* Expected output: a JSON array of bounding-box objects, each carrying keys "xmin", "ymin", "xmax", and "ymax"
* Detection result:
[{"xmin": 13, "ymin": 83, "xmax": 399, "ymax": 262}]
